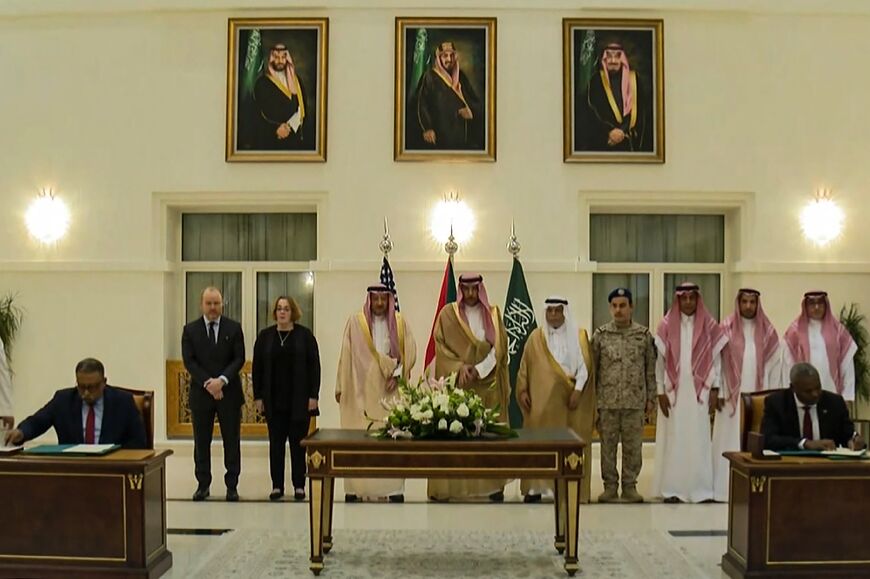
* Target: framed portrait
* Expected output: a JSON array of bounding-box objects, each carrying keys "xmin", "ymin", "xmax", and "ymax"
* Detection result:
[
  {"xmin": 226, "ymin": 18, "xmax": 328, "ymax": 162},
  {"xmin": 563, "ymin": 18, "xmax": 664, "ymax": 163},
  {"xmin": 394, "ymin": 17, "xmax": 496, "ymax": 161}
]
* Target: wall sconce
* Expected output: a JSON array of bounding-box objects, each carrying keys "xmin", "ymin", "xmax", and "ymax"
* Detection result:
[
  {"xmin": 430, "ymin": 192, "xmax": 475, "ymax": 246},
  {"xmin": 25, "ymin": 188, "xmax": 70, "ymax": 244},
  {"xmin": 305, "ymin": 271, "xmax": 315, "ymax": 287},
  {"xmin": 800, "ymin": 188, "xmax": 844, "ymax": 247}
]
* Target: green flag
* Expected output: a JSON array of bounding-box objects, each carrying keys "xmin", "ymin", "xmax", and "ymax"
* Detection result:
[
  {"xmin": 410, "ymin": 28, "xmax": 429, "ymax": 92},
  {"xmin": 503, "ymin": 257, "xmax": 537, "ymax": 428},
  {"xmin": 577, "ymin": 29, "xmax": 596, "ymax": 96},
  {"xmin": 241, "ymin": 29, "xmax": 263, "ymax": 101}
]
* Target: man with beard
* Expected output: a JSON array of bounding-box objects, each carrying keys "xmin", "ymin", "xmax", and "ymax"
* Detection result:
[
  {"xmin": 516, "ymin": 297, "xmax": 595, "ymax": 503},
  {"xmin": 335, "ymin": 285, "xmax": 417, "ymax": 503},
  {"xmin": 428, "ymin": 273, "xmax": 510, "ymax": 501},
  {"xmin": 711, "ymin": 289, "xmax": 780, "ymax": 502},
  {"xmin": 579, "ymin": 38, "xmax": 651, "ymax": 152},
  {"xmin": 782, "ymin": 291, "xmax": 857, "ymax": 401},
  {"xmin": 592, "ymin": 288, "xmax": 657, "ymax": 504},
  {"xmin": 414, "ymin": 41, "xmax": 484, "ymax": 150},
  {"xmin": 653, "ymin": 283, "xmax": 728, "ymax": 503},
  {"xmin": 253, "ymin": 42, "xmax": 310, "ymax": 149}
]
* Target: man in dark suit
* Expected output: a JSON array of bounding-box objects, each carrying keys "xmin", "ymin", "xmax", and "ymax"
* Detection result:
[
  {"xmin": 182, "ymin": 286, "xmax": 245, "ymax": 502},
  {"xmin": 4, "ymin": 357, "xmax": 145, "ymax": 449},
  {"xmin": 762, "ymin": 362, "xmax": 866, "ymax": 451}
]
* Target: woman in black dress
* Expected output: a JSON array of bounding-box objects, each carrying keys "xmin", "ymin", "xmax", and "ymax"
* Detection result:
[{"xmin": 252, "ymin": 296, "xmax": 321, "ymax": 501}]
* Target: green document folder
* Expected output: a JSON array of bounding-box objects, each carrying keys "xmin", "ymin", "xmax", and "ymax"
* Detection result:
[{"xmin": 23, "ymin": 444, "xmax": 120, "ymax": 456}]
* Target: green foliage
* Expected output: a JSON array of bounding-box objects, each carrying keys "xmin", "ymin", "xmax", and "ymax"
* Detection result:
[
  {"xmin": 367, "ymin": 373, "xmax": 517, "ymax": 440},
  {"xmin": 0, "ymin": 294, "xmax": 22, "ymax": 366},
  {"xmin": 839, "ymin": 303, "xmax": 869, "ymax": 401}
]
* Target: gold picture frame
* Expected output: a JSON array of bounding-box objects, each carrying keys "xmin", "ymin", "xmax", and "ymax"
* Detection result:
[
  {"xmin": 226, "ymin": 17, "xmax": 328, "ymax": 162},
  {"xmin": 394, "ymin": 17, "xmax": 496, "ymax": 161},
  {"xmin": 166, "ymin": 360, "xmax": 317, "ymax": 439},
  {"xmin": 563, "ymin": 18, "xmax": 664, "ymax": 163}
]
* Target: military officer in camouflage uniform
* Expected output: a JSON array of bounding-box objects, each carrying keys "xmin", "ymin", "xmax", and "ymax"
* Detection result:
[{"xmin": 592, "ymin": 288, "xmax": 657, "ymax": 503}]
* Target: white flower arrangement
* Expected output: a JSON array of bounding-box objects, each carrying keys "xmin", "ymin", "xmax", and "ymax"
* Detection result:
[{"xmin": 366, "ymin": 372, "xmax": 516, "ymax": 440}]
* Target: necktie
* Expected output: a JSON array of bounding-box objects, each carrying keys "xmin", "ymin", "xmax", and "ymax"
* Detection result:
[
  {"xmin": 85, "ymin": 404, "xmax": 96, "ymax": 444},
  {"xmin": 802, "ymin": 406, "xmax": 813, "ymax": 440},
  {"xmin": 208, "ymin": 321, "xmax": 216, "ymax": 345}
]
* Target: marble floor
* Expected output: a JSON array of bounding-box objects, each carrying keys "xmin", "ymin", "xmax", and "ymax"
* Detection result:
[{"xmin": 159, "ymin": 442, "xmax": 729, "ymax": 578}]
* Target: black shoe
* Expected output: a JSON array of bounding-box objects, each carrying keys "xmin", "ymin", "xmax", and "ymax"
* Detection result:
[
  {"xmin": 226, "ymin": 488, "xmax": 239, "ymax": 502},
  {"xmin": 269, "ymin": 489, "xmax": 284, "ymax": 501},
  {"xmin": 489, "ymin": 491, "xmax": 505, "ymax": 503},
  {"xmin": 192, "ymin": 487, "xmax": 210, "ymax": 501},
  {"xmin": 523, "ymin": 493, "xmax": 542, "ymax": 503},
  {"xmin": 663, "ymin": 496, "xmax": 683, "ymax": 504},
  {"xmin": 345, "ymin": 494, "xmax": 359, "ymax": 503},
  {"xmin": 294, "ymin": 488, "xmax": 306, "ymax": 501},
  {"xmin": 428, "ymin": 496, "xmax": 449, "ymax": 503},
  {"xmin": 388, "ymin": 494, "xmax": 404, "ymax": 503}
]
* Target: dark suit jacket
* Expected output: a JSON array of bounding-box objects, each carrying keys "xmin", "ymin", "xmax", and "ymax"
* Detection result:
[
  {"xmin": 17, "ymin": 386, "xmax": 146, "ymax": 449},
  {"xmin": 761, "ymin": 389, "xmax": 855, "ymax": 451},
  {"xmin": 252, "ymin": 324, "xmax": 321, "ymax": 421},
  {"xmin": 181, "ymin": 316, "xmax": 246, "ymax": 409}
]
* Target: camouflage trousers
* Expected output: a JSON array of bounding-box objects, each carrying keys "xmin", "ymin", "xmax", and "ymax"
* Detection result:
[{"xmin": 598, "ymin": 409, "xmax": 644, "ymax": 489}]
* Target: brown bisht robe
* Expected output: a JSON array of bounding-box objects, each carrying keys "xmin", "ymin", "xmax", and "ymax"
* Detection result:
[
  {"xmin": 516, "ymin": 327, "xmax": 596, "ymax": 503},
  {"xmin": 427, "ymin": 302, "xmax": 511, "ymax": 500},
  {"xmin": 336, "ymin": 311, "xmax": 416, "ymax": 497}
]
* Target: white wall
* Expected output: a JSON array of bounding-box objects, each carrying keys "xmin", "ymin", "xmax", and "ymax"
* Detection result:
[{"xmin": 2, "ymin": 2, "xmax": 870, "ymax": 440}]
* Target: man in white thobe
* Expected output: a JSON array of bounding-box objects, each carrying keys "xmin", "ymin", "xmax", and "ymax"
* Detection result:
[
  {"xmin": 653, "ymin": 283, "xmax": 728, "ymax": 503},
  {"xmin": 782, "ymin": 291, "xmax": 856, "ymax": 402},
  {"xmin": 711, "ymin": 289, "xmax": 781, "ymax": 502},
  {"xmin": 335, "ymin": 284, "xmax": 417, "ymax": 502},
  {"xmin": 428, "ymin": 273, "xmax": 510, "ymax": 501}
]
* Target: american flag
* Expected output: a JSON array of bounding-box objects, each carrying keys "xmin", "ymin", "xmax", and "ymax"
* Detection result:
[{"xmin": 380, "ymin": 256, "xmax": 400, "ymax": 311}]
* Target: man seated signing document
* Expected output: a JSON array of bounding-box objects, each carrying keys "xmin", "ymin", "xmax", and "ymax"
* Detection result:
[
  {"xmin": 4, "ymin": 358, "xmax": 146, "ymax": 449},
  {"xmin": 762, "ymin": 362, "xmax": 866, "ymax": 452}
]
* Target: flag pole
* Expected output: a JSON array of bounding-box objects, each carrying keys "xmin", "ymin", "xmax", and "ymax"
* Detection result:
[
  {"xmin": 379, "ymin": 216, "xmax": 393, "ymax": 258},
  {"xmin": 507, "ymin": 219, "xmax": 521, "ymax": 257},
  {"xmin": 445, "ymin": 222, "xmax": 458, "ymax": 262}
]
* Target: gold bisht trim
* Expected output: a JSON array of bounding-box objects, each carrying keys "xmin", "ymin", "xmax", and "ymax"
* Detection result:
[
  {"xmin": 539, "ymin": 329, "xmax": 573, "ymax": 386},
  {"xmin": 599, "ymin": 69, "xmax": 637, "ymax": 130},
  {"xmin": 266, "ymin": 72, "xmax": 306, "ymax": 122},
  {"xmin": 357, "ymin": 311, "xmax": 405, "ymax": 369},
  {"xmin": 433, "ymin": 68, "xmax": 471, "ymax": 111},
  {"xmin": 451, "ymin": 302, "xmax": 478, "ymax": 345},
  {"xmin": 450, "ymin": 302, "xmax": 498, "ymax": 356},
  {"xmin": 356, "ymin": 312, "xmax": 380, "ymax": 360},
  {"xmin": 396, "ymin": 312, "xmax": 407, "ymax": 372}
]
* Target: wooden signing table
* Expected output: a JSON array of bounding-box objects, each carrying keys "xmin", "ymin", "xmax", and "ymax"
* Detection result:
[
  {"xmin": 0, "ymin": 449, "xmax": 173, "ymax": 579},
  {"xmin": 723, "ymin": 451, "xmax": 870, "ymax": 578},
  {"xmin": 301, "ymin": 428, "xmax": 586, "ymax": 576}
]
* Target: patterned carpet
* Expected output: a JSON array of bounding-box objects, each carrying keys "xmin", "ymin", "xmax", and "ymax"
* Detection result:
[{"xmin": 191, "ymin": 528, "xmax": 718, "ymax": 578}]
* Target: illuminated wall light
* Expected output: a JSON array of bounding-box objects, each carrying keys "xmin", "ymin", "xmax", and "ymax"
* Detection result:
[
  {"xmin": 800, "ymin": 189, "xmax": 844, "ymax": 247},
  {"xmin": 305, "ymin": 271, "xmax": 315, "ymax": 287},
  {"xmin": 25, "ymin": 188, "xmax": 70, "ymax": 244},
  {"xmin": 430, "ymin": 192, "xmax": 475, "ymax": 245}
]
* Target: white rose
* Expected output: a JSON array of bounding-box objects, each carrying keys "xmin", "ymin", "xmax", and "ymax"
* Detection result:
[
  {"xmin": 438, "ymin": 418, "xmax": 448, "ymax": 430},
  {"xmin": 457, "ymin": 403, "xmax": 469, "ymax": 418},
  {"xmin": 410, "ymin": 404, "xmax": 422, "ymax": 415},
  {"xmin": 449, "ymin": 420, "xmax": 463, "ymax": 434},
  {"xmin": 423, "ymin": 409, "xmax": 434, "ymax": 420}
]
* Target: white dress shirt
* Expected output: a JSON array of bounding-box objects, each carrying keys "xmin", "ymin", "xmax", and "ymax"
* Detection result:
[{"xmin": 202, "ymin": 316, "xmax": 229, "ymax": 385}]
